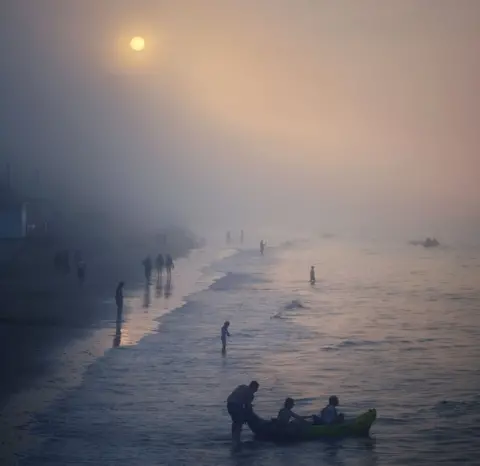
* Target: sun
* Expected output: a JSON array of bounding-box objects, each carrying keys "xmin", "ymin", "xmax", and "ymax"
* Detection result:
[{"xmin": 130, "ymin": 36, "xmax": 145, "ymax": 52}]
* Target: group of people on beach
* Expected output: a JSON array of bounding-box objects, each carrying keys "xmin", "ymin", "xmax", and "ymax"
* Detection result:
[
  {"xmin": 226, "ymin": 381, "xmax": 344, "ymax": 449},
  {"xmin": 53, "ymin": 249, "xmax": 86, "ymax": 284},
  {"xmin": 142, "ymin": 253, "xmax": 174, "ymax": 283},
  {"xmin": 114, "ymin": 252, "xmax": 175, "ymax": 321}
]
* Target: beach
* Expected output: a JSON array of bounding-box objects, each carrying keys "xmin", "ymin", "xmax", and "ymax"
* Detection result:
[
  {"xmin": 1, "ymin": 234, "xmax": 478, "ymax": 465},
  {"xmin": 0, "ymin": 227, "xmax": 203, "ymax": 462}
]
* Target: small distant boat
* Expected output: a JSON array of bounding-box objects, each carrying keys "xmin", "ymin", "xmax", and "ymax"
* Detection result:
[
  {"xmin": 423, "ymin": 237, "xmax": 440, "ymax": 248},
  {"xmin": 409, "ymin": 238, "xmax": 440, "ymax": 248}
]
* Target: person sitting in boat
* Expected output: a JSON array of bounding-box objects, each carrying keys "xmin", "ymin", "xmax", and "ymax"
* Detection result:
[
  {"xmin": 277, "ymin": 397, "xmax": 311, "ymax": 426},
  {"xmin": 315, "ymin": 395, "xmax": 344, "ymax": 425}
]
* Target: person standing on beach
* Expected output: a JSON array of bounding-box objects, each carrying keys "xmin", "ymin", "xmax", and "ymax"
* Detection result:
[
  {"xmin": 142, "ymin": 255, "xmax": 152, "ymax": 283},
  {"xmin": 310, "ymin": 266, "xmax": 316, "ymax": 285},
  {"xmin": 155, "ymin": 253, "xmax": 164, "ymax": 280},
  {"xmin": 165, "ymin": 254, "xmax": 174, "ymax": 280},
  {"xmin": 221, "ymin": 321, "xmax": 231, "ymax": 353},
  {"xmin": 115, "ymin": 281, "xmax": 124, "ymax": 320}
]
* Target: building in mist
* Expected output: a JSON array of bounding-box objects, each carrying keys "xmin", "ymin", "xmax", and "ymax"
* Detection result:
[{"xmin": 0, "ymin": 189, "xmax": 52, "ymax": 240}]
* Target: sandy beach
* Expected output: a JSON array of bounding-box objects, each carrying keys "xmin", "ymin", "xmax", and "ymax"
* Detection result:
[{"xmin": 0, "ymin": 227, "xmax": 197, "ymax": 409}]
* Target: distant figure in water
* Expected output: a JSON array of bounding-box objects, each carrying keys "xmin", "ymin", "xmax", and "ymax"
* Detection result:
[
  {"xmin": 165, "ymin": 254, "xmax": 174, "ymax": 279},
  {"xmin": 115, "ymin": 281, "xmax": 124, "ymax": 320},
  {"xmin": 226, "ymin": 231, "xmax": 231, "ymax": 244},
  {"xmin": 77, "ymin": 260, "xmax": 86, "ymax": 285},
  {"xmin": 310, "ymin": 266, "xmax": 316, "ymax": 284},
  {"xmin": 155, "ymin": 253, "xmax": 164, "ymax": 279},
  {"xmin": 142, "ymin": 255, "xmax": 152, "ymax": 283},
  {"xmin": 240, "ymin": 230, "xmax": 244, "ymax": 244},
  {"xmin": 260, "ymin": 240, "xmax": 265, "ymax": 255},
  {"xmin": 221, "ymin": 321, "xmax": 231, "ymax": 353}
]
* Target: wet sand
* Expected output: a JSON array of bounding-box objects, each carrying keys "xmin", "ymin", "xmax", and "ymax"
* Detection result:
[{"xmin": 0, "ymin": 229, "xmax": 197, "ymax": 409}]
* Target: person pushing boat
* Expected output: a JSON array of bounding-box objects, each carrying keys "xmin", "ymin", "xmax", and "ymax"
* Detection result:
[{"xmin": 226, "ymin": 381, "xmax": 259, "ymax": 449}]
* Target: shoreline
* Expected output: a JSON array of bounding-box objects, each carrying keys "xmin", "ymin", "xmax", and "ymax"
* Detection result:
[
  {"xmin": 0, "ymin": 228, "xmax": 198, "ymax": 407},
  {"xmin": 0, "ymin": 237, "xmax": 229, "ymax": 465}
]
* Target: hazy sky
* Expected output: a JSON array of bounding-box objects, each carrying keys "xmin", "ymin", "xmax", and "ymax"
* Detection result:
[{"xmin": 1, "ymin": 1, "xmax": 479, "ymax": 236}]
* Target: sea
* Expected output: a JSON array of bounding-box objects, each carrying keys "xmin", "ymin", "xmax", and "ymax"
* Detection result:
[{"xmin": 6, "ymin": 233, "xmax": 480, "ymax": 465}]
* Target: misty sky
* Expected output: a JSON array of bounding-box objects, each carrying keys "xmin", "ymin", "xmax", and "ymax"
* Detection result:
[{"xmin": 1, "ymin": 1, "xmax": 479, "ymax": 236}]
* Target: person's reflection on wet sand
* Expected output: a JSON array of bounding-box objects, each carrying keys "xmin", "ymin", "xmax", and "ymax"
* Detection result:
[
  {"xmin": 143, "ymin": 282, "xmax": 151, "ymax": 308},
  {"xmin": 164, "ymin": 276, "xmax": 172, "ymax": 299},
  {"xmin": 113, "ymin": 318, "xmax": 122, "ymax": 348},
  {"xmin": 156, "ymin": 275, "xmax": 163, "ymax": 298}
]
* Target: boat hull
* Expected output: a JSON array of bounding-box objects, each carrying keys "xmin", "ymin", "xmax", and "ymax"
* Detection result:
[{"xmin": 246, "ymin": 409, "xmax": 376, "ymax": 442}]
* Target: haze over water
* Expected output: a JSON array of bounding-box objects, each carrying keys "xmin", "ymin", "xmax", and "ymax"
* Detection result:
[
  {"xmin": 15, "ymin": 236, "xmax": 480, "ymax": 465},
  {"xmin": 2, "ymin": 1, "xmax": 480, "ymax": 237}
]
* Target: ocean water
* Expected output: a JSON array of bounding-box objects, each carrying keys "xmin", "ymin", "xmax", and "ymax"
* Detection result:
[{"xmin": 13, "ymin": 236, "xmax": 480, "ymax": 465}]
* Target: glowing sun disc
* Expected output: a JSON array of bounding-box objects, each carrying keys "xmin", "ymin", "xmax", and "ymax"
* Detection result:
[{"xmin": 130, "ymin": 36, "xmax": 145, "ymax": 52}]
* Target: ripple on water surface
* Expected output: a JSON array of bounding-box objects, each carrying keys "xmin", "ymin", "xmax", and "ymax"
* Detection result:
[{"xmin": 17, "ymin": 240, "xmax": 480, "ymax": 465}]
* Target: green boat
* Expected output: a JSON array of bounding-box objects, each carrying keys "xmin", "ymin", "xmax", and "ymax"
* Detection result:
[{"xmin": 246, "ymin": 408, "xmax": 376, "ymax": 442}]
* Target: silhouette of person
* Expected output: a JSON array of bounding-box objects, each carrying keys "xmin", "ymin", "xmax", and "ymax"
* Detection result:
[
  {"xmin": 221, "ymin": 321, "xmax": 231, "ymax": 353},
  {"xmin": 310, "ymin": 266, "xmax": 316, "ymax": 285},
  {"xmin": 165, "ymin": 254, "xmax": 174, "ymax": 280},
  {"xmin": 115, "ymin": 281, "xmax": 124, "ymax": 320},
  {"xmin": 142, "ymin": 255, "xmax": 152, "ymax": 283},
  {"xmin": 155, "ymin": 253, "xmax": 164, "ymax": 279}
]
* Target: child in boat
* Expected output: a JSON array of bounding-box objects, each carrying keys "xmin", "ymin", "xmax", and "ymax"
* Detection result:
[
  {"xmin": 316, "ymin": 395, "xmax": 344, "ymax": 425},
  {"xmin": 277, "ymin": 398, "xmax": 311, "ymax": 426}
]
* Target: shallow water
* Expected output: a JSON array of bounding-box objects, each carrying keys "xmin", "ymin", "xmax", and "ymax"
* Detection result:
[{"xmin": 13, "ymin": 237, "xmax": 480, "ymax": 465}]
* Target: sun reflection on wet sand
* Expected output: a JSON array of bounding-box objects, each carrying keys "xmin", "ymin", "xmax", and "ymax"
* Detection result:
[{"xmin": 0, "ymin": 246, "xmax": 233, "ymax": 464}]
